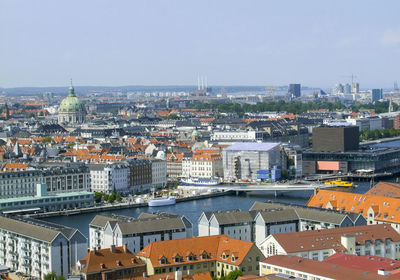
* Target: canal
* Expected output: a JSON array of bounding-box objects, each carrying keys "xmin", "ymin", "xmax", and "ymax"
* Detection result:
[{"xmin": 43, "ymin": 182, "xmax": 372, "ymax": 237}]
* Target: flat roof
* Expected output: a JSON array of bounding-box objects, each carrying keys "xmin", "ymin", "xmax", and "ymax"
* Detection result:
[
  {"xmin": 224, "ymin": 142, "xmax": 280, "ymax": 151},
  {"xmin": 0, "ymin": 191, "xmax": 93, "ymax": 204}
]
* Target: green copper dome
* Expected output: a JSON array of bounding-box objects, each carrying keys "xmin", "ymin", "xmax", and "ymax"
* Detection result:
[{"xmin": 59, "ymin": 85, "xmax": 86, "ymax": 113}]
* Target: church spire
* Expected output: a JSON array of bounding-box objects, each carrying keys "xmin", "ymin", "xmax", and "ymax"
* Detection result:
[{"xmin": 68, "ymin": 79, "xmax": 75, "ymax": 96}]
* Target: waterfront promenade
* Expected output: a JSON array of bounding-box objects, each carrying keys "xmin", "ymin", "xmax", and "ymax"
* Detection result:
[{"xmin": 28, "ymin": 190, "xmax": 234, "ymax": 218}]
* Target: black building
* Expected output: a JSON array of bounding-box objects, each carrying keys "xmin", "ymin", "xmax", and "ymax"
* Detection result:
[
  {"xmin": 312, "ymin": 126, "xmax": 359, "ymax": 152},
  {"xmin": 288, "ymin": 84, "xmax": 301, "ymax": 98}
]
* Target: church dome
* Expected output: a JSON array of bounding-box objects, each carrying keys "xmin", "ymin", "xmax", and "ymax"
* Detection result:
[{"xmin": 59, "ymin": 85, "xmax": 86, "ymax": 113}]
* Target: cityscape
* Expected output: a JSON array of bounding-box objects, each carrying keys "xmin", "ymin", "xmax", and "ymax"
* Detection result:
[{"xmin": 2, "ymin": 1, "xmax": 400, "ymax": 280}]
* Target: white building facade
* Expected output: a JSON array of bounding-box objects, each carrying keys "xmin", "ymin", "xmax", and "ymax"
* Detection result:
[
  {"xmin": 0, "ymin": 216, "xmax": 87, "ymax": 279},
  {"xmin": 89, "ymin": 163, "xmax": 129, "ymax": 193},
  {"xmin": 150, "ymin": 159, "xmax": 167, "ymax": 188}
]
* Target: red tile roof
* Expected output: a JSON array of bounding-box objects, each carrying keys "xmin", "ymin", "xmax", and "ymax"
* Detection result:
[
  {"xmin": 262, "ymin": 255, "xmax": 389, "ymax": 280},
  {"xmin": 137, "ymin": 235, "xmax": 255, "ymax": 268},
  {"xmin": 270, "ymin": 224, "xmax": 400, "ymax": 254},
  {"xmin": 77, "ymin": 246, "xmax": 145, "ymax": 274},
  {"xmin": 323, "ymin": 253, "xmax": 400, "ymax": 277}
]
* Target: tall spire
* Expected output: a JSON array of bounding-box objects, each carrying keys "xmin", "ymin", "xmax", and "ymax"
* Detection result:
[{"xmin": 68, "ymin": 79, "xmax": 75, "ymax": 96}]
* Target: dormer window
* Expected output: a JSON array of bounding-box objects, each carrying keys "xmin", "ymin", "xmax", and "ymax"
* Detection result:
[
  {"xmin": 173, "ymin": 254, "xmax": 182, "ymax": 263},
  {"xmin": 186, "ymin": 253, "xmax": 195, "ymax": 261},
  {"xmin": 200, "ymin": 251, "xmax": 208, "ymax": 260},
  {"xmin": 159, "ymin": 256, "xmax": 168, "ymax": 265}
]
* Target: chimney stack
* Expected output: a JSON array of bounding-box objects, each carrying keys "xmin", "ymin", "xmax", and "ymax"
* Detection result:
[
  {"xmin": 123, "ymin": 243, "xmax": 128, "ymax": 253},
  {"xmin": 110, "ymin": 245, "xmax": 116, "ymax": 253}
]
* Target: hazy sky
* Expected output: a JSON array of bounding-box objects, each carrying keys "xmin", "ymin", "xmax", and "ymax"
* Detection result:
[{"xmin": 1, "ymin": 0, "xmax": 400, "ymax": 88}]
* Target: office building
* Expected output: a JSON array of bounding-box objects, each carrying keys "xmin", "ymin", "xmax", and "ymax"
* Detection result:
[
  {"xmin": 0, "ymin": 183, "xmax": 93, "ymax": 213},
  {"xmin": 372, "ymin": 88, "xmax": 383, "ymax": 102},
  {"xmin": 312, "ymin": 126, "xmax": 359, "ymax": 152},
  {"xmin": 0, "ymin": 165, "xmax": 90, "ymax": 199},
  {"xmin": 222, "ymin": 142, "xmax": 280, "ymax": 182},
  {"xmin": 288, "ymin": 84, "xmax": 301, "ymax": 98}
]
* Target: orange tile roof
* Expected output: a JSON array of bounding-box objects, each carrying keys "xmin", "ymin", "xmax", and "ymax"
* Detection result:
[
  {"xmin": 2, "ymin": 162, "xmax": 29, "ymax": 172},
  {"xmin": 137, "ymin": 235, "xmax": 254, "ymax": 268},
  {"xmin": 167, "ymin": 153, "xmax": 184, "ymax": 162},
  {"xmin": 366, "ymin": 182, "xmax": 400, "ymax": 198},
  {"xmin": 262, "ymin": 255, "xmax": 389, "ymax": 280},
  {"xmin": 78, "ymin": 246, "xmax": 145, "ymax": 274},
  {"xmin": 307, "ymin": 188, "xmax": 400, "ymax": 225},
  {"xmin": 270, "ymin": 224, "xmax": 400, "ymax": 254},
  {"xmin": 192, "ymin": 153, "xmax": 222, "ymax": 162}
]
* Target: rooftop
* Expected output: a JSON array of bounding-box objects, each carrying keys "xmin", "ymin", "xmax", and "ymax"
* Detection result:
[{"xmin": 224, "ymin": 142, "xmax": 280, "ymax": 152}]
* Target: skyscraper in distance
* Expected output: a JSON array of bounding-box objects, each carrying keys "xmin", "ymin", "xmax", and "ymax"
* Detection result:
[
  {"xmin": 371, "ymin": 89, "xmax": 383, "ymax": 102},
  {"xmin": 288, "ymin": 84, "xmax": 301, "ymax": 98}
]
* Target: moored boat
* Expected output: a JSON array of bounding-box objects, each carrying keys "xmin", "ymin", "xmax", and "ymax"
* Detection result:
[
  {"xmin": 148, "ymin": 196, "xmax": 176, "ymax": 207},
  {"xmin": 180, "ymin": 177, "xmax": 221, "ymax": 186}
]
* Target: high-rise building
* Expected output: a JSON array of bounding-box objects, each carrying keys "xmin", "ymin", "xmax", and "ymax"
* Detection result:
[
  {"xmin": 288, "ymin": 84, "xmax": 301, "ymax": 98},
  {"xmin": 312, "ymin": 126, "xmax": 359, "ymax": 153},
  {"xmin": 352, "ymin": 82, "xmax": 360, "ymax": 93},
  {"xmin": 371, "ymin": 88, "xmax": 383, "ymax": 102},
  {"xmin": 333, "ymin": 83, "xmax": 344, "ymax": 94},
  {"xmin": 344, "ymin": 83, "xmax": 351, "ymax": 94}
]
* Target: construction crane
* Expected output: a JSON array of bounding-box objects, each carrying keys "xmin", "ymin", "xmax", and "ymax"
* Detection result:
[
  {"xmin": 341, "ymin": 74, "xmax": 357, "ymax": 85},
  {"xmin": 265, "ymin": 86, "xmax": 275, "ymax": 100}
]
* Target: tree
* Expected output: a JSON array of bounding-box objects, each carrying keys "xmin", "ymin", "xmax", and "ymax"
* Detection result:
[
  {"xmin": 107, "ymin": 192, "xmax": 116, "ymax": 203},
  {"xmin": 44, "ymin": 271, "xmax": 56, "ymax": 280},
  {"xmin": 104, "ymin": 194, "xmax": 110, "ymax": 202},
  {"xmin": 116, "ymin": 193, "xmax": 122, "ymax": 203},
  {"xmin": 41, "ymin": 136, "xmax": 52, "ymax": 143},
  {"xmin": 67, "ymin": 142, "xmax": 76, "ymax": 148},
  {"xmin": 94, "ymin": 192, "xmax": 103, "ymax": 203},
  {"xmin": 56, "ymin": 276, "xmax": 66, "ymax": 280},
  {"xmin": 226, "ymin": 270, "xmax": 243, "ymax": 280}
]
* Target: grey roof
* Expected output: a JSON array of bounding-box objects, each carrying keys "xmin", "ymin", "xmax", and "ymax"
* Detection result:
[
  {"xmin": 251, "ymin": 201, "xmax": 348, "ymax": 225},
  {"xmin": 89, "ymin": 215, "xmax": 119, "ymax": 228},
  {"xmin": 224, "ymin": 142, "xmax": 280, "ymax": 151},
  {"xmin": 257, "ymin": 209, "xmax": 299, "ymax": 223},
  {"xmin": 138, "ymin": 213, "xmax": 158, "ymax": 219},
  {"xmin": 0, "ymin": 216, "xmax": 60, "ymax": 243},
  {"xmin": 18, "ymin": 217, "xmax": 77, "ymax": 239},
  {"xmin": 212, "ymin": 211, "xmax": 254, "ymax": 225},
  {"xmin": 117, "ymin": 217, "xmax": 187, "ymax": 234}
]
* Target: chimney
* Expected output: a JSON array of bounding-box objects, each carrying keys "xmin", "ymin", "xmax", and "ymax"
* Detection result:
[
  {"xmin": 110, "ymin": 245, "xmax": 116, "ymax": 253},
  {"xmin": 123, "ymin": 243, "xmax": 128, "ymax": 253},
  {"xmin": 93, "ymin": 248, "xmax": 96, "ymax": 255},
  {"xmin": 175, "ymin": 271, "xmax": 182, "ymax": 280}
]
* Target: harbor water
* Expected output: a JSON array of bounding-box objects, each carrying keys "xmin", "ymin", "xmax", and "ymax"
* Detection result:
[{"xmin": 43, "ymin": 182, "xmax": 372, "ymax": 237}]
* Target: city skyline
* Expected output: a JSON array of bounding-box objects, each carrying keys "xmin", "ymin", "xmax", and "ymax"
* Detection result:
[{"xmin": 1, "ymin": 0, "xmax": 400, "ymax": 88}]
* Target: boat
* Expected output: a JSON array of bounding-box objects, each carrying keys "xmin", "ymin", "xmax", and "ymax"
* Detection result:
[
  {"xmin": 180, "ymin": 177, "xmax": 221, "ymax": 186},
  {"xmin": 148, "ymin": 196, "xmax": 176, "ymax": 207},
  {"xmin": 324, "ymin": 180, "xmax": 354, "ymax": 188}
]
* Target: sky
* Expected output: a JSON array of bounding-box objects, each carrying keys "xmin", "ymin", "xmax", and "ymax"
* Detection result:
[{"xmin": 1, "ymin": 0, "xmax": 400, "ymax": 88}]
